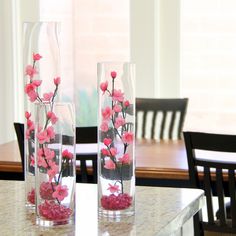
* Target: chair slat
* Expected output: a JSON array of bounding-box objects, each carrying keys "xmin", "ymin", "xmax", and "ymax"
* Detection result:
[
  {"xmin": 142, "ymin": 111, "xmax": 147, "ymax": 139},
  {"xmin": 151, "ymin": 111, "xmax": 157, "ymax": 139},
  {"xmin": 203, "ymin": 166, "xmax": 214, "ymax": 224},
  {"xmin": 169, "ymin": 111, "xmax": 176, "ymax": 139},
  {"xmin": 228, "ymin": 169, "xmax": 236, "ymax": 227},
  {"xmin": 216, "ymin": 168, "xmax": 226, "ymax": 226},
  {"xmin": 160, "ymin": 111, "xmax": 167, "ymax": 139}
]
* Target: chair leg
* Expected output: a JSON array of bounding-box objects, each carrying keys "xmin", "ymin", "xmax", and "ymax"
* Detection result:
[{"xmin": 193, "ymin": 212, "xmax": 204, "ymax": 236}]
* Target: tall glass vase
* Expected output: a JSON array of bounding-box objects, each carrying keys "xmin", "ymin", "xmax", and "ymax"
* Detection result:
[
  {"xmin": 97, "ymin": 62, "xmax": 136, "ymax": 218},
  {"xmin": 23, "ymin": 22, "xmax": 60, "ymax": 208},
  {"xmin": 35, "ymin": 102, "xmax": 76, "ymax": 226}
]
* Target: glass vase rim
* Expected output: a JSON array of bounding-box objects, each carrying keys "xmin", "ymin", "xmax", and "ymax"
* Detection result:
[{"xmin": 97, "ymin": 61, "xmax": 135, "ymax": 66}]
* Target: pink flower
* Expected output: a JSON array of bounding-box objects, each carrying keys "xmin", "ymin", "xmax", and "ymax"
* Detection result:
[
  {"xmin": 37, "ymin": 130, "xmax": 50, "ymax": 144},
  {"xmin": 112, "ymin": 89, "xmax": 124, "ymax": 102},
  {"xmin": 28, "ymin": 90, "xmax": 38, "ymax": 102},
  {"xmin": 104, "ymin": 159, "xmax": 116, "ymax": 169},
  {"xmin": 47, "ymin": 126, "xmax": 55, "ymax": 139},
  {"xmin": 25, "ymin": 129, "xmax": 30, "ymax": 139},
  {"xmin": 25, "ymin": 111, "xmax": 31, "ymax": 119},
  {"xmin": 102, "ymin": 106, "xmax": 113, "ymax": 120},
  {"xmin": 124, "ymin": 100, "xmax": 130, "ymax": 107},
  {"xmin": 40, "ymin": 182, "xmax": 55, "ymax": 200},
  {"xmin": 115, "ymin": 116, "xmax": 125, "ymax": 129},
  {"xmin": 52, "ymin": 184, "xmax": 69, "ymax": 201},
  {"xmin": 101, "ymin": 148, "xmax": 109, "ymax": 156},
  {"xmin": 44, "ymin": 148, "xmax": 55, "ymax": 160},
  {"xmin": 113, "ymin": 104, "xmax": 122, "ymax": 113},
  {"xmin": 54, "ymin": 77, "xmax": 61, "ymax": 85},
  {"xmin": 107, "ymin": 183, "xmax": 120, "ymax": 194},
  {"xmin": 110, "ymin": 71, "xmax": 117, "ymax": 79},
  {"xmin": 103, "ymin": 138, "xmax": 112, "ymax": 146},
  {"xmin": 100, "ymin": 81, "xmax": 108, "ymax": 93},
  {"xmin": 122, "ymin": 132, "xmax": 134, "ymax": 144},
  {"xmin": 32, "ymin": 79, "xmax": 42, "ymax": 87},
  {"xmin": 47, "ymin": 111, "xmax": 58, "ymax": 124},
  {"xmin": 24, "ymin": 83, "xmax": 36, "ymax": 94},
  {"xmin": 30, "ymin": 155, "xmax": 35, "ymax": 166},
  {"xmin": 25, "ymin": 65, "xmax": 37, "ymax": 78},
  {"xmin": 118, "ymin": 153, "xmax": 130, "ymax": 164},
  {"xmin": 109, "ymin": 147, "xmax": 117, "ymax": 157},
  {"xmin": 33, "ymin": 53, "xmax": 42, "ymax": 61},
  {"xmin": 37, "ymin": 155, "xmax": 48, "ymax": 168},
  {"xmin": 43, "ymin": 92, "xmax": 54, "ymax": 101},
  {"xmin": 100, "ymin": 121, "xmax": 109, "ymax": 132},
  {"xmin": 47, "ymin": 164, "xmax": 59, "ymax": 182},
  {"xmin": 62, "ymin": 149, "xmax": 73, "ymax": 159},
  {"xmin": 27, "ymin": 188, "xmax": 35, "ymax": 205}
]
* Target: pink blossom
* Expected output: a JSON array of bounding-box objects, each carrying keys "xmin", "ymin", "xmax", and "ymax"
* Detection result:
[
  {"xmin": 118, "ymin": 153, "xmax": 130, "ymax": 164},
  {"xmin": 100, "ymin": 81, "xmax": 108, "ymax": 93},
  {"xmin": 54, "ymin": 77, "xmax": 61, "ymax": 85},
  {"xmin": 104, "ymin": 159, "xmax": 116, "ymax": 169},
  {"xmin": 100, "ymin": 121, "xmax": 109, "ymax": 132},
  {"xmin": 109, "ymin": 147, "xmax": 117, "ymax": 157},
  {"xmin": 32, "ymin": 79, "xmax": 42, "ymax": 87},
  {"xmin": 24, "ymin": 83, "xmax": 35, "ymax": 94},
  {"xmin": 43, "ymin": 92, "xmax": 54, "ymax": 101},
  {"xmin": 103, "ymin": 138, "xmax": 112, "ymax": 146},
  {"xmin": 124, "ymin": 100, "xmax": 130, "ymax": 107},
  {"xmin": 27, "ymin": 119, "xmax": 34, "ymax": 131},
  {"xmin": 101, "ymin": 148, "xmax": 109, "ymax": 156},
  {"xmin": 113, "ymin": 104, "xmax": 122, "ymax": 113},
  {"xmin": 107, "ymin": 183, "xmax": 120, "ymax": 194},
  {"xmin": 52, "ymin": 184, "xmax": 69, "ymax": 201},
  {"xmin": 47, "ymin": 126, "xmax": 55, "ymax": 139},
  {"xmin": 112, "ymin": 89, "xmax": 124, "ymax": 102},
  {"xmin": 33, "ymin": 53, "xmax": 42, "ymax": 61},
  {"xmin": 30, "ymin": 155, "xmax": 35, "ymax": 166},
  {"xmin": 37, "ymin": 148, "xmax": 44, "ymax": 158},
  {"xmin": 62, "ymin": 149, "xmax": 73, "ymax": 159},
  {"xmin": 25, "ymin": 65, "xmax": 37, "ymax": 78},
  {"xmin": 37, "ymin": 155, "xmax": 48, "ymax": 168},
  {"xmin": 47, "ymin": 111, "xmax": 58, "ymax": 124},
  {"xmin": 102, "ymin": 106, "xmax": 113, "ymax": 120},
  {"xmin": 115, "ymin": 116, "xmax": 126, "ymax": 129},
  {"xmin": 110, "ymin": 71, "xmax": 117, "ymax": 79},
  {"xmin": 25, "ymin": 129, "xmax": 30, "ymax": 139},
  {"xmin": 25, "ymin": 111, "xmax": 31, "ymax": 119},
  {"xmin": 40, "ymin": 182, "xmax": 55, "ymax": 200},
  {"xmin": 47, "ymin": 164, "xmax": 59, "ymax": 182},
  {"xmin": 44, "ymin": 148, "xmax": 55, "ymax": 160},
  {"xmin": 27, "ymin": 188, "xmax": 35, "ymax": 205},
  {"xmin": 122, "ymin": 132, "xmax": 134, "ymax": 144},
  {"xmin": 37, "ymin": 130, "xmax": 50, "ymax": 144},
  {"xmin": 28, "ymin": 90, "xmax": 38, "ymax": 102}
]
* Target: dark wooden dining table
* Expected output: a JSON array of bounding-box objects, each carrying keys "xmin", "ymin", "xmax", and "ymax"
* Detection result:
[{"xmin": 0, "ymin": 139, "xmax": 190, "ymax": 187}]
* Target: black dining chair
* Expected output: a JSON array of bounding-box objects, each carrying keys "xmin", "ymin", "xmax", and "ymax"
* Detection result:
[
  {"xmin": 136, "ymin": 98, "xmax": 188, "ymax": 140},
  {"xmin": 13, "ymin": 122, "xmax": 25, "ymax": 173},
  {"xmin": 76, "ymin": 126, "xmax": 98, "ymax": 183},
  {"xmin": 184, "ymin": 131, "xmax": 236, "ymax": 235}
]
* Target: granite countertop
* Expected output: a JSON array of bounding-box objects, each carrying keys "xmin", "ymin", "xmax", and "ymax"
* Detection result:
[{"xmin": 0, "ymin": 180, "xmax": 204, "ymax": 236}]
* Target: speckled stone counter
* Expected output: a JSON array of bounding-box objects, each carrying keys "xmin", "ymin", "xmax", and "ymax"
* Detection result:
[{"xmin": 0, "ymin": 180, "xmax": 204, "ymax": 236}]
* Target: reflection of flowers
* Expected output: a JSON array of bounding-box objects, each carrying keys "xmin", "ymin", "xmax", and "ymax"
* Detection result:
[{"xmin": 99, "ymin": 70, "xmax": 134, "ymax": 210}]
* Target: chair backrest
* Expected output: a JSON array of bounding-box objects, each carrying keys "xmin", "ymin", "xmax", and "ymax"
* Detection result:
[
  {"xmin": 76, "ymin": 126, "xmax": 98, "ymax": 183},
  {"xmin": 136, "ymin": 98, "xmax": 188, "ymax": 140},
  {"xmin": 184, "ymin": 131, "xmax": 236, "ymax": 234},
  {"xmin": 13, "ymin": 122, "xmax": 24, "ymax": 172}
]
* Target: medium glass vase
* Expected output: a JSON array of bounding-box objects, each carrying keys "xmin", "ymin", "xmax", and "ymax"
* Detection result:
[
  {"xmin": 97, "ymin": 62, "xmax": 136, "ymax": 218},
  {"xmin": 23, "ymin": 22, "xmax": 60, "ymax": 208},
  {"xmin": 34, "ymin": 102, "xmax": 76, "ymax": 226}
]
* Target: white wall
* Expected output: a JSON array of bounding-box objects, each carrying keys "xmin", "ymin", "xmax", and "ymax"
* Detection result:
[{"xmin": 130, "ymin": 0, "xmax": 180, "ymax": 98}]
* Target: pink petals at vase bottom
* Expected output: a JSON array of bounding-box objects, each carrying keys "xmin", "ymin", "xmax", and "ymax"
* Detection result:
[
  {"xmin": 101, "ymin": 193, "xmax": 132, "ymax": 210},
  {"xmin": 39, "ymin": 201, "xmax": 72, "ymax": 221},
  {"xmin": 27, "ymin": 188, "xmax": 35, "ymax": 205}
]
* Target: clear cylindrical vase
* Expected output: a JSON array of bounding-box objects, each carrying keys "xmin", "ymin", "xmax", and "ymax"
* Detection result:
[
  {"xmin": 97, "ymin": 62, "xmax": 136, "ymax": 218},
  {"xmin": 23, "ymin": 22, "xmax": 60, "ymax": 208},
  {"xmin": 34, "ymin": 102, "xmax": 75, "ymax": 226}
]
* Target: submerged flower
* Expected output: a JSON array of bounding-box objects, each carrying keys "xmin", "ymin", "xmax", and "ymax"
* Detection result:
[
  {"xmin": 110, "ymin": 71, "xmax": 117, "ymax": 79},
  {"xmin": 100, "ymin": 121, "xmax": 109, "ymax": 132},
  {"xmin": 122, "ymin": 132, "xmax": 134, "ymax": 144},
  {"xmin": 25, "ymin": 65, "xmax": 37, "ymax": 78},
  {"xmin": 62, "ymin": 149, "xmax": 73, "ymax": 159},
  {"xmin": 43, "ymin": 92, "xmax": 54, "ymax": 101},
  {"xmin": 118, "ymin": 153, "xmax": 130, "ymax": 164},
  {"xmin": 124, "ymin": 100, "xmax": 130, "ymax": 107},
  {"xmin": 115, "ymin": 116, "xmax": 125, "ymax": 129},
  {"xmin": 100, "ymin": 81, "xmax": 108, "ymax": 93},
  {"xmin": 52, "ymin": 184, "xmax": 69, "ymax": 201},
  {"xmin": 25, "ymin": 111, "xmax": 31, "ymax": 119},
  {"xmin": 107, "ymin": 183, "xmax": 120, "ymax": 194},
  {"xmin": 103, "ymin": 138, "xmax": 112, "ymax": 146},
  {"xmin": 40, "ymin": 182, "xmax": 55, "ymax": 200},
  {"xmin": 37, "ymin": 130, "xmax": 50, "ymax": 144},
  {"xmin": 102, "ymin": 106, "xmax": 113, "ymax": 120},
  {"xmin": 112, "ymin": 89, "xmax": 124, "ymax": 102},
  {"xmin": 47, "ymin": 111, "xmax": 58, "ymax": 124},
  {"xmin": 113, "ymin": 104, "xmax": 122, "ymax": 113},
  {"xmin": 104, "ymin": 159, "xmax": 116, "ymax": 170},
  {"xmin": 47, "ymin": 164, "xmax": 59, "ymax": 182}
]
